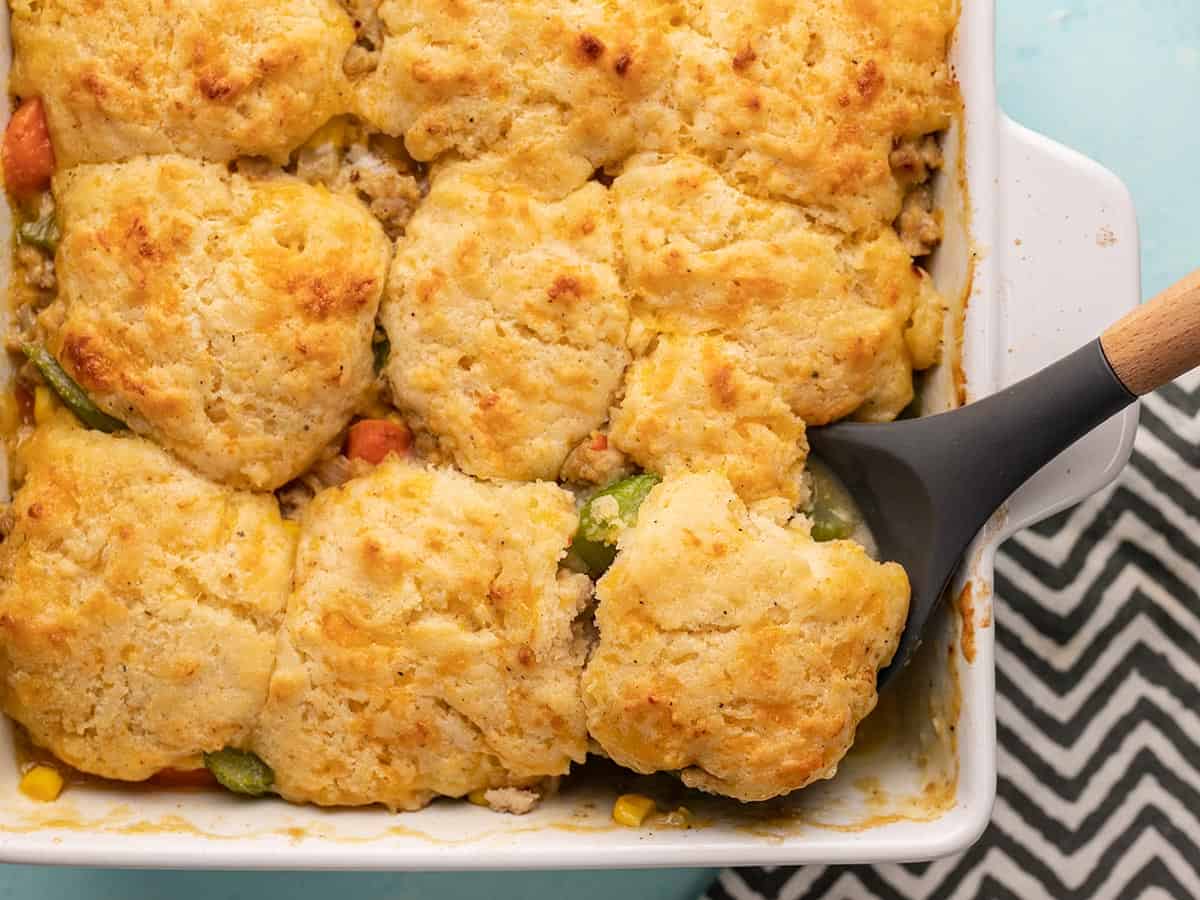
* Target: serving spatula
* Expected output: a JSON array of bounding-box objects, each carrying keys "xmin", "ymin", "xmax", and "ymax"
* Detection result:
[{"xmin": 808, "ymin": 268, "xmax": 1200, "ymax": 689}]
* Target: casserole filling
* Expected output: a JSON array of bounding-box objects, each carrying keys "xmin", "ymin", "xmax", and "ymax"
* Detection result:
[{"xmin": 0, "ymin": 0, "xmax": 959, "ymax": 815}]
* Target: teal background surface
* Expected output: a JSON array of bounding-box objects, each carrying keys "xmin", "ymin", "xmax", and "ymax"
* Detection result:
[{"xmin": 3, "ymin": 0, "xmax": 1197, "ymax": 897}]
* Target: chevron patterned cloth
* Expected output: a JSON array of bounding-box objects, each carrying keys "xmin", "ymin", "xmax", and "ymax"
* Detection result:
[{"xmin": 701, "ymin": 372, "xmax": 1200, "ymax": 899}]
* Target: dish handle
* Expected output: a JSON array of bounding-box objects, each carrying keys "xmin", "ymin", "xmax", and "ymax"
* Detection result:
[{"xmin": 995, "ymin": 115, "xmax": 1141, "ymax": 536}]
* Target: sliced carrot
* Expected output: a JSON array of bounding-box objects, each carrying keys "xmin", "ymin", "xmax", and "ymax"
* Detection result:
[
  {"xmin": 346, "ymin": 419, "xmax": 412, "ymax": 464},
  {"xmin": 3, "ymin": 98, "xmax": 55, "ymax": 200},
  {"xmin": 590, "ymin": 433, "xmax": 608, "ymax": 451}
]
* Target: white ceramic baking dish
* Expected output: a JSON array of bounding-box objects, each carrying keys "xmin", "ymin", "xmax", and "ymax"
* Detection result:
[{"xmin": 0, "ymin": 0, "xmax": 1140, "ymax": 869}]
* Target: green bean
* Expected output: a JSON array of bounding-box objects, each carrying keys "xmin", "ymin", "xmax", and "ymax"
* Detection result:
[
  {"xmin": 574, "ymin": 473, "xmax": 660, "ymax": 577},
  {"xmin": 572, "ymin": 532, "xmax": 618, "ymax": 578},
  {"xmin": 372, "ymin": 327, "xmax": 390, "ymax": 373},
  {"xmin": 806, "ymin": 460, "xmax": 857, "ymax": 542},
  {"xmin": 22, "ymin": 344, "xmax": 126, "ymax": 433},
  {"xmin": 203, "ymin": 748, "xmax": 274, "ymax": 797},
  {"xmin": 17, "ymin": 210, "xmax": 60, "ymax": 253},
  {"xmin": 809, "ymin": 508, "xmax": 855, "ymax": 542}
]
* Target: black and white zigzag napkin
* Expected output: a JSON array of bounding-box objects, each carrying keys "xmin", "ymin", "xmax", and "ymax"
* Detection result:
[{"xmin": 701, "ymin": 371, "xmax": 1200, "ymax": 900}]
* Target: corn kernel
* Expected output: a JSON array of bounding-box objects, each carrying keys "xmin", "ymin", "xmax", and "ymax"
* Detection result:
[
  {"xmin": 19, "ymin": 765, "xmax": 63, "ymax": 802},
  {"xmin": 305, "ymin": 116, "xmax": 349, "ymax": 150},
  {"xmin": 33, "ymin": 386, "xmax": 55, "ymax": 425},
  {"xmin": 612, "ymin": 793, "xmax": 656, "ymax": 827},
  {"xmin": 467, "ymin": 789, "xmax": 489, "ymax": 807},
  {"xmin": 659, "ymin": 805, "xmax": 692, "ymax": 828}
]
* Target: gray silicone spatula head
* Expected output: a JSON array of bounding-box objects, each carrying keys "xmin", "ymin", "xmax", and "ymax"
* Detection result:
[{"xmin": 807, "ymin": 267, "xmax": 1200, "ymax": 690}]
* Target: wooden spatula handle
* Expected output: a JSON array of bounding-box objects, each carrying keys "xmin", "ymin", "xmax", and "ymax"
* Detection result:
[{"xmin": 1101, "ymin": 267, "xmax": 1200, "ymax": 396}]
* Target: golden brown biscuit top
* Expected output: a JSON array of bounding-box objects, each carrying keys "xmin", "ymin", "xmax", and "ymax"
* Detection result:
[
  {"xmin": 252, "ymin": 460, "xmax": 590, "ymax": 809},
  {"xmin": 381, "ymin": 151, "xmax": 631, "ymax": 482},
  {"xmin": 0, "ymin": 420, "xmax": 293, "ymax": 780},
  {"xmin": 609, "ymin": 335, "xmax": 809, "ymax": 517},
  {"xmin": 614, "ymin": 154, "xmax": 944, "ymax": 424},
  {"xmin": 9, "ymin": 0, "xmax": 355, "ymax": 167},
  {"xmin": 582, "ymin": 472, "xmax": 910, "ymax": 801},
  {"xmin": 346, "ymin": 0, "xmax": 955, "ymax": 227},
  {"xmin": 351, "ymin": 0, "xmax": 673, "ymax": 168},
  {"xmin": 47, "ymin": 155, "xmax": 391, "ymax": 490},
  {"xmin": 648, "ymin": 0, "xmax": 959, "ymax": 231}
]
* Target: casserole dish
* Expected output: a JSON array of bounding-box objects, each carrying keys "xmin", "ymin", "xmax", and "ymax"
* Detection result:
[{"xmin": 0, "ymin": 0, "xmax": 1140, "ymax": 869}]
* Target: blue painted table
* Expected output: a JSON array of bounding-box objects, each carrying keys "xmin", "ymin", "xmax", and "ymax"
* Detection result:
[{"xmin": 3, "ymin": 0, "xmax": 1196, "ymax": 896}]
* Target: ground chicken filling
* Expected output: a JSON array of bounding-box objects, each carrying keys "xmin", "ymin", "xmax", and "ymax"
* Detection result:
[
  {"xmin": 0, "ymin": 0, "xmax": 958, "ymax": 816},
  {"xmin": 891, "ymin": 134, "xmax": 946, "ymax": 257}
]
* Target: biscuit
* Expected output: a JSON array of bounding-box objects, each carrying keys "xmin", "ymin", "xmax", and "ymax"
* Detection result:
[
  {"xmin": 252, "ymin": 460, "xmax": 590, "ymax": 810},
  {"xmin": 614, "ymin": 154, "xmax": 944, "ymax": 424},
  {"xmin": 609, "ymin": 335, "xmax": 808, "ymax": 515},
  {"xmin": 0, "ymin": 421, "xmax": 293, "ymax": 781},
  {"xmin": 9, "ymin": 0, "xmax": 354, "ymax": 166},
  {"xmin": 381, "ymin": 152, "xmax": 630, "ymax": 482},
  {"xmin": 351, "ymin": 0, "xmax": 672, "ymax": 168},
  {"xmin": 50, "ymin": 155, "xmax": 391, "ymax": 490},
  {"xmin": 582, "ymin": 472, "xmax": 909, "ymax": 801},
  {"xmin": 640, "ymin": 0, "xmax": 959, "ymax": 232}
]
